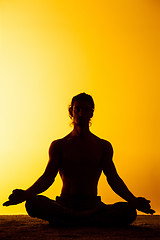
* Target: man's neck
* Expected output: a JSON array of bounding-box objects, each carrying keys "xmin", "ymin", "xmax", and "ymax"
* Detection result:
[{"xmin": 71, "ymin": 125, "xmax": 91, "ymax": 138}]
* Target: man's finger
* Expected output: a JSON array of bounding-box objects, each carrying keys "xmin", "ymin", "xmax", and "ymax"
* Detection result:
[
  {"xmin": 143, "ymin": 208, "xmax": 155, "ymax": 214},
  {"xmin": 149, "ymin": 209, "xmax": 155, "ymax": 214},
  {"xmin": 3, "ymin": 201, "xmax": 11, "ymax": 206},
  {"xmin": 13, "ymin": 189, "xmax": 21, "ymax": 193},
  {"xmin": 13, "ymin": 189, "xmax": 18, "ymax": 193}
]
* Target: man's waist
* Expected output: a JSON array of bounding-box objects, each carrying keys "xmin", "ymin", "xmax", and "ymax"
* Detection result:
[{"xmin": 56, "ymin": 195, "xmax": 101, "ymax": 211}]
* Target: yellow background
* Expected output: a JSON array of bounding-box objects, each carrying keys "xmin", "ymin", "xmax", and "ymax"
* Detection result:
[{"xmin": 0, "ymin": 0, "xmax": 159, "ymax": 214}]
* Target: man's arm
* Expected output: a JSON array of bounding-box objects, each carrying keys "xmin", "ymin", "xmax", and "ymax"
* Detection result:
[
  {"xmin": 25, "ymin": 140, "xmax": 60, "ymax": 196},
  {"xmin": 102, "ymin": 141, "xmax": 155, "ymax": 214},
  {"xmin": 3, "ymin": 140, "xmax": 60, "ymax": 206}
]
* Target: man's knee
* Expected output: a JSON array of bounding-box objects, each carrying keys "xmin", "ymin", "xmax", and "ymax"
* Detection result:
[
  {"xmin": 120, "ymin": 202, "xmax": 137, "ymax": 224},
  {"xmin": 25, "ymin": 195, "xmax": 45, "ymax": 217},
  {"xmin": 127, "ymin": 204, "xmax": 137, "ymax": 224},
  {"xmin": 112, "ymin": 202, "xmax": 137, "ymax": 225}
]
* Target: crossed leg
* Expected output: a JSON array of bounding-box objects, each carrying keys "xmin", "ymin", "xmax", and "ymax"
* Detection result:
[{"xmin": 25, "ymin": 195, "xmax": 137, "ymax": 226}]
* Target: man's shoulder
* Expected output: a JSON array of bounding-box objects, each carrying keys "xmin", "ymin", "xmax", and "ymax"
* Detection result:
[
  {"xmin": 101, "ymin": 139, "xmax": 113, "ymax": 156},
  {"xmin": 49, "ymin": 134, "xmax": 71, "ymax": 150},
  {"xmin": 92, "ymin": 134, "xmax": 112, "ymax": 148},
  {"xmin": 49, "ymin": 138, "xmax": 64, "ymax": 154},
  {"xmin": 49, "ymin": 134, "xmax": 113, "ymax": 153},
  {"xmin": 101, "ymin": 139, "xmax": 113, "ymax": 148}
]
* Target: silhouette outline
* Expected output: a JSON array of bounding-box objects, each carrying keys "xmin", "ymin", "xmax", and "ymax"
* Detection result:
[{"xmin": 3, "ymin": 93, "xmax": 155, "ymax": 226}]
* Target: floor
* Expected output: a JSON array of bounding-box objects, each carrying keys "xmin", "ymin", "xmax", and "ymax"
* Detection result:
[{"xmin": 0, "ymin": 215, "xmax": 160, "ymax": 240}]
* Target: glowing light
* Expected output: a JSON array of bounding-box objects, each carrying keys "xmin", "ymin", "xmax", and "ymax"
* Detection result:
[{"xmin": 0, "ymin": 0, "xmax": 159, "ymax": 214}]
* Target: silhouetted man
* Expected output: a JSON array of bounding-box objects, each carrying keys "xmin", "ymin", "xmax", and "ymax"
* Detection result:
[{"xmin": 3, "ymin": 93, "xmax": 155, "ymax": 226}]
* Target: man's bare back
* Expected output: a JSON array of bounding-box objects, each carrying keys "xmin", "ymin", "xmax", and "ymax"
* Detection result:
[{"xmin": 50, "ymin": 132, "xmax": 110, "ymax": 198}]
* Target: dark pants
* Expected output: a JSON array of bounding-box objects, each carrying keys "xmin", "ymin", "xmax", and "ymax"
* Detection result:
[{"xmin": 25, "ymin": 195, "xmax": 137, "ymax": 226}]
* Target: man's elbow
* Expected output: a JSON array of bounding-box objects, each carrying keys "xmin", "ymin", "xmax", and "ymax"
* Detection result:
[
  {"xmin": 41, "ymin": 173, "xmax": 55, "ymax": 186},
  {"xmin": 106, "ymin": 173, "xmax": 121, "ymax": 188}
]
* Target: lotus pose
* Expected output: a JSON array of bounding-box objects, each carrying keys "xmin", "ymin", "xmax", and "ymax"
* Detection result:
[{"xmin": 3, "ymin": 93, "xmax": 155, "ymax": 226}]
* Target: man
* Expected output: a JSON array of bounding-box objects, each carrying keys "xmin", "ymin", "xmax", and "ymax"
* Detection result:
[{"xmin": 3, "ymin": 93, "xmax": 155, "ymax": 226}]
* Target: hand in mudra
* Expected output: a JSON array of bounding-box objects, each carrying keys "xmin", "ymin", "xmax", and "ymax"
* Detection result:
[
  {"xmin": 135, "ymin": 197, "xmax": 155, "ymax": 214},
  {"xmin": 3, "ymin": 189, "xmax": 27, "ymax": 206}
]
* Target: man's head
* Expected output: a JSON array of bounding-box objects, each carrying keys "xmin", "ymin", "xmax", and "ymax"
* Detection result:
[{"xmin": 69, "ymin": 93, "xmax": 95, "ymax": 126}]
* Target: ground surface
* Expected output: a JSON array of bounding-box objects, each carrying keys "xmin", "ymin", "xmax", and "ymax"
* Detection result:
[{"xmin": 0, "ymin": 215, "xmax": 160, "ymax": 240}]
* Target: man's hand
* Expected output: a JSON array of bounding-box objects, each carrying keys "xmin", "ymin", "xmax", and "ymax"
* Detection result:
[
  {"xmin": 3, "ymin": 189, "xmax": 27, "ymax": 206},
  {"xmin": 133, "ymin": 197, "xmax": 155, "ymax": 214}
]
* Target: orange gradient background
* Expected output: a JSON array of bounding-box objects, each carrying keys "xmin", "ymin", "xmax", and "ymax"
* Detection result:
[{"xmin": 0, "ymin": 0, "xmax": 160, "ymax": 214}]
